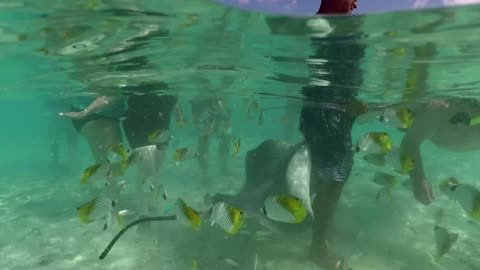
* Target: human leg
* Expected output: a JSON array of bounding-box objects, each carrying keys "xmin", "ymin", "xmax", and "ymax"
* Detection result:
[
  {"xmin": 299, "ymin": 104, "xmax": 355, "ymax": 269},
  {"xmin": 123, "ymin": 94, "xmax": 176, "ymax": 214},
  {"xmin": 310, "ymin": 180, "xmax": 346, "ymax": 269}
]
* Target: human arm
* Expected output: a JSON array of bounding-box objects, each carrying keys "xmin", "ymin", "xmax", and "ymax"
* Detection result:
[
  {"xmin": 399, "ymin": 102, "xmax": 445, "ymax": 205},
  {"xmin": 59, "ymin": 96, "xmax": 122, "ymax": 119}
]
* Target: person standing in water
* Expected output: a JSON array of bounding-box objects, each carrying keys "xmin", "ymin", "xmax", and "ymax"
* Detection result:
[
  {"xmin": 304, "ymin": 1, "xmax": 365, "ymax": 268},
  {"xmin": 264, "ymin": 1, "xmax": 365, "ymax": 269},
  {"xmin": 191, "ymin": 96, "xmax": 232, "ymax": 182},
  {"xmin": 400, "ymin": 98, "xmax": 480, "ymax": 206}
]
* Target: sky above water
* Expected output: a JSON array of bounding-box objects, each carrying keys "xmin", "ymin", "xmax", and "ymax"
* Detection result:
[{"xmin": 215, "ymin": 0, "xmax": 480, "ymax": 15}]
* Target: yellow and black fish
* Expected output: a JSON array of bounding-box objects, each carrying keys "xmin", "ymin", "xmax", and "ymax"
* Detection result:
[
  {"xmin": 233, "ymin": 138, "xmax": 241, "ymax": 159},
  {"xmin": 107, "ymin": 144, "xmax": 129, "ymax": 163},
  {"xmin": 77, "ymin": 197, "xmax": 114, "ymax": 224},
  {"xmin": 439, "ymin": 177, "xmax": 480, "ymax": 220},
  {"xmin": 80, "ymin": 162, "xmax": 111, "ymax": 184},
  {"xmin": 77, "ymin": 197, "xmax": 127, "ymax": 231},
  {"xmin": 262, "ymin": 195, "xmax": 307, "ymax": 224},
  {"xmin": 385, "ymin": 147, "xmax": 414, "ymax": 175},
  {"xmin": 209, "ymin": 202, "xmax": 244, "ymax": 235},
  {"xmin": 148, "ymin": 129, "xmax": 172, "ymax": 144},
  {"xmin": 378, "ymin": 108, "xmax": 414, "ymax": 130},
  {"xmin": 121, "ymin": 150, "xmax": 142, "ymax": 172},
  {"xmin": 174, "ymin": 147, "xmax": 199, "ymax": 162},
  {"xmin": 354, "ymin": 132, "xmax": 392, "ymax": 154},
  {"xmin": 174, "ymin": 198, "xmax": 202, "ymax": 230}
]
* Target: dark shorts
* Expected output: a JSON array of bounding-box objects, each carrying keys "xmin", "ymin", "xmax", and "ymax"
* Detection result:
[
  {"xmin": 70, "ymin": 106, "xmax": 118, "ymax": 132},
  {"xmin": 299, "ymin": 104, "xmax": 355, "ymax": 183},
  {"xmin": 123, "ymin": 95, "xmax": 177, "ymax": 149}
]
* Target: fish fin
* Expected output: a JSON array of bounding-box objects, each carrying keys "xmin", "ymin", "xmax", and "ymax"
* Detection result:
[
  {"xmin": 77, "ymin": 199, "xmax": 97, "ymax": 223},
  {"xmin": 80, "ymin": 163, "xmax": 100, "ymax": 184}
]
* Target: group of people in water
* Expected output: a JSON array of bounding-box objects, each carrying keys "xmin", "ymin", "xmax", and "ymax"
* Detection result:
[{"xmin": 45, "ymin": 0, "xmax": 480, "ymax": 269}]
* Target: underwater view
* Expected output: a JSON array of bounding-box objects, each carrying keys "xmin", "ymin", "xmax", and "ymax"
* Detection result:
[{"xmin": 2, "ymin": 0, "xmax": 480, "ymax": 269}]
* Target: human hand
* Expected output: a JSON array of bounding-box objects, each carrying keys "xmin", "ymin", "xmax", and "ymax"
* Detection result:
[
  {"xmin": 58, "ymin": 109, "xmax": 88, "ymax": 119},
  {"xmin": 413, "ymin": 179, "xmax": 434, "ymax": 205}
]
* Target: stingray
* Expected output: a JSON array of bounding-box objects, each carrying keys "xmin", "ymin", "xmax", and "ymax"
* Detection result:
[
  {"xmin": 210, "ymin": 139, "xmax": 314, "ymax": 234},
  {"xmin": 212, "ymin": 139, "xmax": 313, "ymax": 217}
]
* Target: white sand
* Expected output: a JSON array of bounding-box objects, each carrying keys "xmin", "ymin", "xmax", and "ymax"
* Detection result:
[{"xmin": 2, "ymin": 137, "xmax": 480, "ymax": 270}]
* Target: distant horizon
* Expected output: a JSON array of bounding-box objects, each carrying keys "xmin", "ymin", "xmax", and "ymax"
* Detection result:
[{"xmin": 214, "ymin": 0, "xmax": 480, "ymax": 15}]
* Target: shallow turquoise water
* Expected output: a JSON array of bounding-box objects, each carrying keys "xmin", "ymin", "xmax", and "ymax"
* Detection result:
[{"xmin": 2, "ymin": 1, "xmax": 480, "ymax": 270}]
